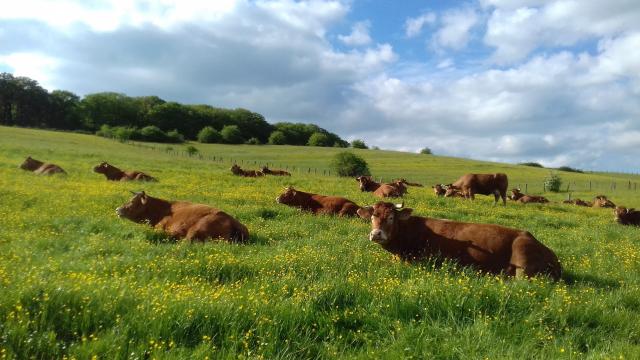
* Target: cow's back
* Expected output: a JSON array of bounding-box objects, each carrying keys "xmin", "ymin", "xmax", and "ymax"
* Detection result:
[{"xmin": 35, "ymin": 163, "xmax": 66, "ymax": 175}]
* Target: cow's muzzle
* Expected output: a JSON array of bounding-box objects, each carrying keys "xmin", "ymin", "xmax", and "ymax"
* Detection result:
[
  {"xmin": 115, "ymin": 207, "xmax": 124, "ymax": 217},
  {"xmin": 369, "ymin": 229, "xmax": 387, "ymax": 243}
]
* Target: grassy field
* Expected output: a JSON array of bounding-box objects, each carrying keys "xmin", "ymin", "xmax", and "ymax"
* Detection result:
[{"xmin": 1, "ymin": 126, "xmax": 640, "ymax": 359}]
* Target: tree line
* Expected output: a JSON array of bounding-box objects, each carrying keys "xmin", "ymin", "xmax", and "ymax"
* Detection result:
[{"xmin": 0, "ymin": 72, "xmax": 349, "ymax": 146}]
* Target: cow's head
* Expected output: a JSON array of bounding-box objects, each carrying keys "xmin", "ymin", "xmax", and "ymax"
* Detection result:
[
  {"xmin": 444, "ymin": 185, "xmax": 461, "ymax": 197},
  {"xmin": 432, "ymin": 184, "xmax": 446, "ymax": 196},
  {"xmin": 261, "ymin": 166, "xmax": 269, "ymax": 172},
  {"xmin": 230, "ymin": 164, "xmax": 242, "ymax": 174},
  {"xmin": 276, "ymin": 186, "xmax": 297, "ymax": 204},
  {"xmin": 355, "ymin": 176, "xmax": 374, "ymax": 191},
  {"xmin": 510, "ymin": 188, "xmax": 523, "ymax": 200},
  {"xmin": 93, "ymin": 161, "xmax": 112, "ymax": 174},
  {"xmin": 357, "ymin": 202, "xmax": 412, "ymax": 245},
  {"xmin": 593, "ymin": 195, "xmax": 616, "ymax": 208},
  {"xmin": 116, "ymin": 191, "xmax": 150, "ymax": 222},
  {"xmin": 614, "ymin": 206, "xmax": 632, "ymax": 221},
  {"xmin": 20, "ymin": 156, "xmax": 39, "ymax": 170}
]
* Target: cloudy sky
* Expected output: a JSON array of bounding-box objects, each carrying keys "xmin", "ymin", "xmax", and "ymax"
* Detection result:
[{"xmin": 2, "ymin": 0, "xmax": 640, "ymax": 171}]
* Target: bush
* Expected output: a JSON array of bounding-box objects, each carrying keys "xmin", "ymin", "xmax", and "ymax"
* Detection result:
[
  {"xmin": 268, "ymin": 131, "xmax": 287, "ymax": 145},
  {"xmin": 544, "ymin": 172, "xmax": 562, "ymax": 192},
  {"xmin": 221, "ymin": 125, "xmax": 244, "ymax": 144},
  {"xmin": 331, "ymin": 152, "xmax": 370, "ymax": 177},
  {"xmin": 519, "ymin": 162, "xmax": 544, "ymax": 168},
  {"xmin": 308, "ymin": 132, "xmax": 332, "ymax": 147},
  {"xmin": 139, "ymin": 125, "xmax": 167, "ymax": 142},
  {"xmin": 557, "ymin": 166, "xmax": 583, "ymax": 173},
  {"xmin": 351, "ymin": 139, "xmax": 368, "ymax": 149},
  {"xmin": 166, "ymin": 129, "xmax": 185, "ymax": 143},
  {"xmin": 197, "ymin": 126, "xmax": 222, "ymax": 143},
  {"xmin": 186, "ymin": 145, "xmax": 199, "ymax": 156},
  {"xmin": 96, "ymin": 124, "xmax": 114, "ymax": 138},
  {"xmin": 245, "ymin": 137, "xmax": 261, "ymax": 145},
  {"xmin": 420, "ymin": 147, "xmax": 432, "ymax": 155},
  {"xmin": 114, "ymin": 127, "xmax": 138, "ymax": 142}
]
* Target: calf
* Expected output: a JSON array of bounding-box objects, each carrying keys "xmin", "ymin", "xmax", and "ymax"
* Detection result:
[
  {"xmin": 356, "ymin": 176, "xmax": 406, "ymax": 198},
  {"xmin": 447, "ymin": 173, "xmax": 508, "ymax": 205},
  {"xmin": 509, "ymin": 188, "xmax": 549, "ymax": 204},
  {"xmin": 93, "ymin": 162, "xmax": 157, "ymax": 181},
  {"xmin": 358, "ymin": 202, "xmax": 561, "ymax": 280},
  {"xmin": 592, "ymin": 195, "xmax": 616, "ymax": 208},
  {"xmin": 20, "ymin": 156, "xmax": 66, "ymax": 175},
  {"xmin": 231, "ymin": 164, "xmax": 264, "ymax": 177},
  {"xmin": 614, "ymin": 207, "xmax": 640, "ymax": 226},
  {"xmin": 276, "ymin": 186, "xmax": 360, "ymax": 216},
  {"xmin": 444, "ymin": 186, "xmax": 467, "ymax": 198},
  {"xmin": 116, "ymin": 191, "xmax": 248, "ymax": 242},
  {"xmin": 261, "ymin": 166, "xmax": 291, "ymax": 176},
  {"xmin": 432, "ymin": 184, "xmax": 447, "ymax": 197}
]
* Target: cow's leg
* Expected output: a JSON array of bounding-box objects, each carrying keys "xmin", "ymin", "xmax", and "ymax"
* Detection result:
[
  {"xmin": 501, "ymin": 190, "xmax": 507, "ymax": 206},
  {"xmin": 515, "ymin": 268, "xmax": 526, "ymax": 278}
]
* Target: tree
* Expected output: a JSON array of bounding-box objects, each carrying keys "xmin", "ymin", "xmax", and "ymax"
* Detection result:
[
  {"xmin": 351, "ymin": 139, "xmax": 368, "ymax": 149},
  {"xmin": 245, "ymin": 137, "xmax": 261, "ymax": 145},
  {"xmin": 220, "ymin": 125, "xmax": 244, "ymax": 144},
  {"xmin": 544, "ymin": 172, "xmax": 562, "ymax": 192},
  {"xmin": 146, "ymin": 102, "xmax": 198, "ymax": 138},
  {"xmin": 307, "ymin": 132, "xmax": 332, "ymax": 147},
  {"xmin": 197, "ymin": 126, "xmax": 223, "ymax": 143},
  {"xmin": 268, "ymin": 131, "xmax": 287, "ymax": 145},
  {"xmin": 80, "ymin": 92, "xmax": 141, "ymax": 130},
  {"xmin": 331, "ymin": 152, "xmax": 370, "ymax": 177},
  {"xmin": 49, "ymin": 90, "xmax": 82, "ymax": 129},
  {"xmin": 420, "ymin": 147, "xmax": 432, "ymax": 155},
  {"xmin": 139, "ymin": 125, "xmax": 168, "ymax": 142}
]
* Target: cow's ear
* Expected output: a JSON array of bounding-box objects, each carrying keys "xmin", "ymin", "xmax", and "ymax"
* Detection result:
[
  {"xmin": 628, "ymin": 208, "xmax": 634, "ymax": 213},
  {"xmin": 397, "ymin": 208, "xmax": 412, "ymax": 220},
  {"xmin": 140, "ymin": 191, "xmax": 148, "ymax": 204},
  {"xmin": 357, "ymin": 206, "xmax": 373, "ymax": 219},
  {"xmin": 355, "ymin": 177, "xmax": 361, "ymax": 181}
]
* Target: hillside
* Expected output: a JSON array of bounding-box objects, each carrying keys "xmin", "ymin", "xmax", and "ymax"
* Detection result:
[{"xmin": 1, "ymin": 126, "xmax": 640, "ymax": 358}]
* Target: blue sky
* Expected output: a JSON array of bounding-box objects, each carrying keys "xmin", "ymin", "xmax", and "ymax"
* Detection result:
[{"xmin": 1, "ymin": 0, "xmax": 640, "ymax": 171}]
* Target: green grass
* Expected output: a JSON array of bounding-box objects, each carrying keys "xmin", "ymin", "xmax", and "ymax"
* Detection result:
[{"xmin": 1, "ymin": 126, "xmax": 640, "ymax": 359}]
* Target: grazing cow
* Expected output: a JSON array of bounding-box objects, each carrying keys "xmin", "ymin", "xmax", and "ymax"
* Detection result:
[
  {"xmin": 93, "ymin": 162, "xmax": 157, "ymax": 181},
  {"xmin": 357, "ymin": 202, "xmax": 562, "ymax": 280},
  {"xmin": 444, "ymin": 186, "xmax": 467, "ymax": 198},
  {"xmin": 394, "ymin": 178, "xmax": 424, "ymax": 187},
  {"xmin": 509, "ymin": 188, "xmax": 549, "ymax": 204},
  {"xmin": 432, "ymin": 184, "xmax": 447, "ymax": 197},
  {"xmin": 446, "ymin": 173, "xmax": 509, "ymax": 205},
  {"xmin": 355, "ymin": 176, "xmax": 406, "ymax": 198},
  {"xmin": 562, "ymin": 199, "xmax": 592, "ymax": 207},
  {"xmin": 592, "ymin": 195, "xmax": 616, "ymax": 208},
  {"xmin": 276, "ymin": 186, "xmax": 360, "ymax": 216},
  {"xmin": 20, "ymin": 156, "xmax": 66, "ymax": 175},
  {"xmin": 614, "ymin": 206, "xmax": 640, "ymax": 226},
  {"xmin": 116, "ymin": 191, "xmax": 248, "ymax": 242},
  {"xmin": 230, "ymin": 164, "xmax": 264, "ymax": 177},
  {"xmin": 261, "ymin": 166, "xmax": 291, "ymax": 176}
]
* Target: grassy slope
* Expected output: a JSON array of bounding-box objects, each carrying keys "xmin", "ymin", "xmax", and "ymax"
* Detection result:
[{"xmin": 1, "ymin": 126, "xmax": 640, "ymax": 359}]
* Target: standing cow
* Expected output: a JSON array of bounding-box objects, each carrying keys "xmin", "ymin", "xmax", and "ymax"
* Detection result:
[
  {"xmin": 116, "ymin": 191, "xmax": 249, "ymax": 242},
  {"xmin": 357, "ymin": 202, "xmax": 562, "ymax": 280},
  {"xmin": 445, "ymin": 173, "xmax": 508, "ymax": 205},
  {"xmin": 20, "ymin": 156, "xmax": 66, "ymax": 175}
]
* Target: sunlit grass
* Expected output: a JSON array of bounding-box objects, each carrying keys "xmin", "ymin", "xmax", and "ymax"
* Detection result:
[{"xmin": 1, "ymin": 126, "xmax": 640, "ymax": 359}]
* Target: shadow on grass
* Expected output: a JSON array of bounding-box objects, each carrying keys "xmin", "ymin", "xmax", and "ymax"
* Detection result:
[
  {"xmin": 561, "ymin": 269, "xmax": 620, "ymax": 289},
  {"xmin": 143, "ymin": 229, "xmax": 270, "ymax": 245}
]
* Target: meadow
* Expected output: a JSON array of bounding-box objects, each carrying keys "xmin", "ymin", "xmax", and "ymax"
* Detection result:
[{"xmin": 1, "ymin": 126, "xmax": 640, "ymax": 359}]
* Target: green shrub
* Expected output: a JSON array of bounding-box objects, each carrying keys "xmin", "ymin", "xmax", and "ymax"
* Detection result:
[
  {"xmin": 351, "ymin": 139, "xmax": 368, "ymax": 149},
  {"xmin": 221, "ymin": 125, "xmax": 244, "ymax": 144},
  {"xmin": 245, "ymin": 137, "xmax": 261, "ymax": 145},
  {"xmin": 139, "ymin": 125, "xmax": 167, "ymax": 142},
  {"xmin": 544, "ymin": 172, "xmax": 562, "ymax": 192},
  {"xmin": 186, "ymin": 145, "xmax": 199, "ymax": 156},
  {"xmin": 557, "ymin": 166, "xmax": 583, "ymax": 173},
  {"xmin": 268, "ymin": 131, "xmax": 287, "ymax": 145},
  {"xmin": 331, "ymin": 152, "xmax": 370, "ymax": 177},
  {"xmin": 95, "ymin": 124, "xmax": 114, "ymax": 138},
  {"xmin": 420, "ymin": 147, "xmax": 432, "ymax": 155},
  {"xmin": 519, "ymin": 162, "xmax": 544, "ymax": 168},
  {"xmin": 197, "ymin": 126, "xmax": 222, "ymax": 143},
  {"xmin": 308, "ymin": 132, "xmax": 332, "ymax": 147},
  {"xmin": 114, "ymin": 127, "xmax": 138, "ymax": 142},
  {"xmin": 166, "ymin": 129, "xmax": 185, "ymax": 143}
]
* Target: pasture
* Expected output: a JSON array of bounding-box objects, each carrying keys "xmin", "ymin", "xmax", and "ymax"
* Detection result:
[{"xmin": 1, "ymin": 126, "xmax": 640, "ymax": 359}]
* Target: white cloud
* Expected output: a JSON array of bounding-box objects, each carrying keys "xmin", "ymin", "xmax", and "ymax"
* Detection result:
[
  {"xmin": 338, "ymin": 21, "xmax": 372, "ymax": 46},
  {"xmin": 404, "ymin": 12, "xmax": 436, "ymax": 38},
  {"xmin": 0, "ymin": 52, "xmax": 59, "ymax": 88},
  {"xmin": 433, "ymin": 7, "xmax": 479, "ymax": 50}
]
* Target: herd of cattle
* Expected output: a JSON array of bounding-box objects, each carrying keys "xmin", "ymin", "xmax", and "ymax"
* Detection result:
[{"xmin": 19, "ymin": 155, "xmax": 640, "ymax": 280}]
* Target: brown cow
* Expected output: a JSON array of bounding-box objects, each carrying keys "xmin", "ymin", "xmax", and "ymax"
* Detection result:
[
  {"xmin": 93, "ymin": 162, "xmax": 157, "ymax": 181},
  {"xmin": 276, "ymin": 186, "xmax": 360, "ymax": 216},
  {"xmin": 394, "ymin": 178, "xmax": 424, "ymax": 187},
  {"xmin": 614, "ymin": 206, "xmax": 640, "ymax": 226},
  {"xmin": 261, "ymin": 166, "xmax": 291, "ymax": 176},
  {"xmin": 231, "ymin": 164, "xmax": 264, "ymax": 177},
  {"xmin": 446, "ymin": 173, "xmax": 508, "ymax": 205},
  {"xmin": 357, "ymin": 202, "xmax": 561, "ymax": 280},
  {"xmin": 592, "ymin": 195, "xmax": 616, "ymax": 208},
  {"xmin": 444, "ymin": 186, "xmax": 467, "ymax": 198},
  {"xmin": 432, "ymin": 184, "xmax": 447, "ymax": 197},
  {"xmin": 562, "ymin": 199, "xmax": 592, "ymax": 207},
  {"xmin": 355, "ymin": 176, "xmax": 406, "ymax": 198},
  {"xmin": 116, "ymin": 191, "xmax": 249, "ymax": 242},
  {"xmin": 509, "ymin": 188, "xmax": 549, "ymax": 204},
  {"xmin": 20, "ymin": 156, "xmax": 66, "ymax": 175}
]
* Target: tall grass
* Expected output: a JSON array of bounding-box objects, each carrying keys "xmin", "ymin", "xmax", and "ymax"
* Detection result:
[{"xmin": 1, "ymin": 126, "xmax": 640, "ymax": 359}]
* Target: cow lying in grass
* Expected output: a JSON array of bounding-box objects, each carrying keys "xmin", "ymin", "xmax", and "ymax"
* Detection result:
[
  {"xmin": 509, "ymin": 188, "xmax": 549, "ymax": 203},
  {"xmin": 116, "ymin": 191, "xmax": 249, "ymax": 242},
  {"xmin": 93, "ymin": 162, "xmax": 157, "ymax": 181},
  {"xmin": 356, "ymin": 176, "xmax": 407, "ymax": 198},
  {"xmin": 357, "ymin": 202, "xmax": 562, "ymax": 280},
  {"xmin": 394, "ymin": 178, "xmax": 423, "ymax": 187},
  {"xmin": 261, "ymin": 166, "xmax": 291, "ymax": 176},
  {"xmin": 231, "ymin": 164, "xmax": 264, "ymax": 177},
  {"xmin": 20, "ymin": 156, "xmax": 66, "ymax": 175},
  {"xmin": 432, "ymin": 184, "xmax": 447, "ymax": 197},
  {"xmin": 445, "ymin": 173, "xmax": 508, "ymax": 205},
  {"xmin": 614, "ymin": 207, "xmax": 640, "ymax": 226},
  {"xmin": 276, "ymin": 186, "xmax": 360, "ymax": 216},
  {"xmin": 562, "ymin": 199, "xmax": 592, "ymax": 207},
  {"xmin": 592, "ymin": 195, "xmax": 616, "ymax": 208}
]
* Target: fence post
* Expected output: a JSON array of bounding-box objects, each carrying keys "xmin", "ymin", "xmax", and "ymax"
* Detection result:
[{"xmin": 525, "ymin": 183, "xmax": 528, "ymax": 193}]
